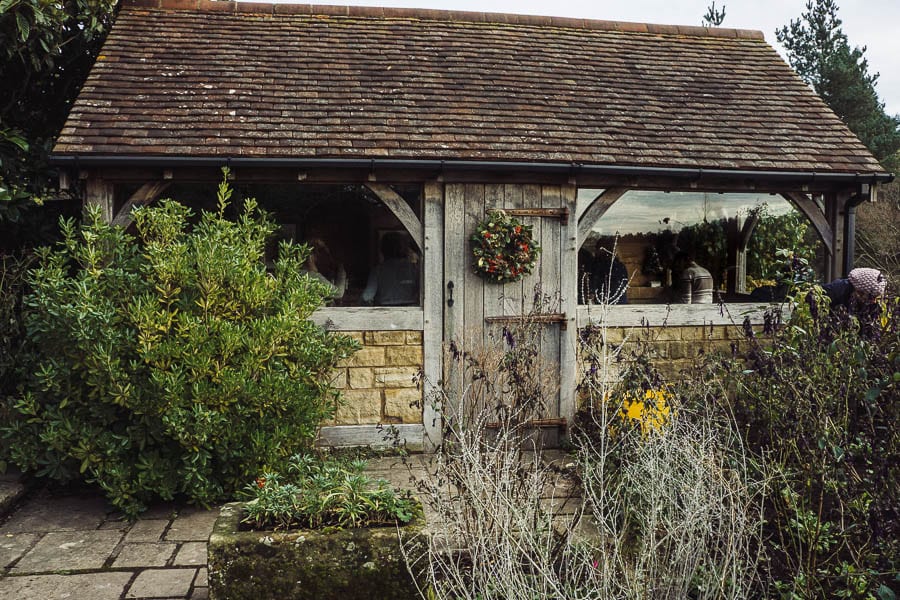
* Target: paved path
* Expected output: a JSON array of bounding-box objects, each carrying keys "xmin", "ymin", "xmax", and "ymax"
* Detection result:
[
  {"xmin": 0, "ymin": 486, "xmax": 217, "ymax": 600},
  {"xmin": 0, "ymin": 453, "xmax": 573, "ymax": 599},
  {"xmin": 0, "ymin": 456, "xmax": 431, "ymax": 600}
]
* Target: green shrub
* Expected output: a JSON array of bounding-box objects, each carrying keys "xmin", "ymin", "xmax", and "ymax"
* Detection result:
[
  {"xmin": 1, "ymin": 174, "xmax": 358, "ymax": 516},
  {"xmin": 241, "ymin": 454, "xmax": 420, "ymax": 530},
  {"xmin": 731, "ymin": 291, "xmax": 899, "ymax": 599}
]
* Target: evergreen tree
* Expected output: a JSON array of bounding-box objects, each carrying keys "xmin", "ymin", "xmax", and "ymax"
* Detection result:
[
  {"xmin": 702, "ymin": 2, "xmax": 726, "ymax": 27},
  {"xmin": 776, "ymin": 0, "xmax": 900, "ymax": 170}
]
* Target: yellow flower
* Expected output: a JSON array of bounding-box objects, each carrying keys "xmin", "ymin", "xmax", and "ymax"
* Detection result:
[{"xmin": 623, "ymin": 400, "xmax": 644, "ymax": 421}]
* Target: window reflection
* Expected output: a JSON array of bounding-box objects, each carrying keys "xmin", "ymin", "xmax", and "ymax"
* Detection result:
[{"xmin": 578, "ymin": 190, "xmax": 822, "ymax": 305}]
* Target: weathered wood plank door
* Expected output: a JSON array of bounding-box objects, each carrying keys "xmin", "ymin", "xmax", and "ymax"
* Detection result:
[{"xmin": 443, "ymin": 183, "xmax": 577, "ymax": 447}]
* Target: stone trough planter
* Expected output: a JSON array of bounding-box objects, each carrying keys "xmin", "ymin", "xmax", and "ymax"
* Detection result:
[{"xmin": 208, "ymin": 502, "xmax": 426, "ymax": 600}]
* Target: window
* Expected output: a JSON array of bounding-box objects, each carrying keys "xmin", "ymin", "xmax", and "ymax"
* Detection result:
[
  {"xmin": 126, "ymin": 182, "xmax": 423, "ymax": 308},
  {"xmin": 578, "ymin": 189, "xmax": 824, "ymax": 305}
]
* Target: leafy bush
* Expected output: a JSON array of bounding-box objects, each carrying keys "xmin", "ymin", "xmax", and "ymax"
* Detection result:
[
  {"xmin": 242, "ymin": 454, "xmax": 420, "ymax": 530},
  {"xmin": 1, "ymin": 175, "xmax": 358, "ymax": 516},
  {"xmin": 746, "ymin": 207, "xmax": 817, "ymax": 283},
  {"xmin": 675, "ymin": 206, "xmax": 819, "ymax": 291},
  {"xmin": 729, "ymin": 289, "xmax": 899, "ymax": 599}
]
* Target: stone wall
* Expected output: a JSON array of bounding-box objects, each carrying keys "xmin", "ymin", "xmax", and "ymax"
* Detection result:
[
  {"xmin": 578, "ymin": 323, "xmax": 753, "ymax": 394},
  {"xmin": 326, "ymin": 330, "xmax": 424, "ymax": 426}
]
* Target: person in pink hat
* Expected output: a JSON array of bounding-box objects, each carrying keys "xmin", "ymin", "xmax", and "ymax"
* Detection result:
[{"xmin": 823, "ymin": 267, "xmax": 887, "ymax": 309}]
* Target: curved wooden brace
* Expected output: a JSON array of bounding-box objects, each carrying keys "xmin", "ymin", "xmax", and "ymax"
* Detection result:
[
  {"xmin": 111, "ymin": 181, "xmax": 171, "ymax": 227},
  {"xmin": 577, "ymin": 187, "xmax": 628, "ymax": 244},
  {"xmin": 781, "ymin": 192, "xmax": 834, "ymax": 256},
  {"xmin": 363, "ymin": 183, "xmax": 424, "ymax": 253}
]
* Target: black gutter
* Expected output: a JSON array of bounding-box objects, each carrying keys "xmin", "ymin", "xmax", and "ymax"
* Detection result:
[
  {"xmin": 48, "ymin": 155, "xmax": 896, "ymax": 185},
  {"xmin": 842, "ymin": 191, "xmax": 869, "ymax": 276}
]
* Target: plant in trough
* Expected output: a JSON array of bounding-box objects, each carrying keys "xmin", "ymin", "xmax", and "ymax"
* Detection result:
[{"xmin": 241, "ymin": 454, "xmax": 420, "ymax": 530}]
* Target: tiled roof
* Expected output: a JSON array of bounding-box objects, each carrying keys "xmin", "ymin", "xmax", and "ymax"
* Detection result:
[{"xmin": 53, "ymin": 0, "xmax": 887, "ymax": 174}]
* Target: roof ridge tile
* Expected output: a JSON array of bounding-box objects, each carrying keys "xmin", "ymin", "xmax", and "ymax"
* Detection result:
[{"xmin": 122, "ymin": 0, "xmax": 765, "ymax": 40}]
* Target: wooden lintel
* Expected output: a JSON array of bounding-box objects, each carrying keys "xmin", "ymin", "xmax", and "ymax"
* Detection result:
[
  {"xmin": 484, "ymin": 312, "xmax": 567, "ymax": 330},
  {"xmin": 111, "ymin": 181, "xmax": 171, "ymax": 228},
  {"xmin": 504, "ymin": 207, "xmax": 569, "ymax": 225},
  {"xmin": 363, "ymin": 183, "xmax": 424, "ymax": 253}
]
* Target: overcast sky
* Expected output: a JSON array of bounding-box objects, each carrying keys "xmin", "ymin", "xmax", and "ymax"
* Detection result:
[{"xmin": 293, "ymin": 0, "xmax": 900, "ymax": 117}]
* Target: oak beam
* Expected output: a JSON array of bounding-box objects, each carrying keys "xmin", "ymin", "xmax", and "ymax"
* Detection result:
[
  {"xmin": 364, "ymin": 183, "xmax": 424, "ymax": 253},
  {"xmin": 782, "ymin": 192, "xmax": 834, "ymax": 256},
  {"xmin": 111, "ymin": 181, "xmax": 171, "ymax": 227},
  {"xmin": 577, "ymin": 187, "xmax": 628, "ymax": 244}
]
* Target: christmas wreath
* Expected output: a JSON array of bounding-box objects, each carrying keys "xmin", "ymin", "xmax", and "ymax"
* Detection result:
[{"xmin": 470, "ymin": 210, "xmax": 541, "ymax": 283}]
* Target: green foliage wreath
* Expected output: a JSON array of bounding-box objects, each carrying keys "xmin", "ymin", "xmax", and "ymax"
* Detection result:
[{"xmin": 470, "ymin": 210, "xmax": 540, "ymax": 283}]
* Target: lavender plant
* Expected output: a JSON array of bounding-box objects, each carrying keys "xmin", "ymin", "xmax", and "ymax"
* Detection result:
[{"xmin": 404, "ymin": 292, "xmax": 764, "ymax": 599}]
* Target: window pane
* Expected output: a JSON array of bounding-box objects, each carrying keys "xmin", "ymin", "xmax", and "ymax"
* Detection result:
[{"xmin": 579, "ymin": 190, "xmax": 823, "ymax": 304}]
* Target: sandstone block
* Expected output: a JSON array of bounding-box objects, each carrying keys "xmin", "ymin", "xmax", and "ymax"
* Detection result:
[
  {"xmin": 405, "ymin": 331, "xmax": 423, "ymax": 344},
  {"xmin": 667, "ymin": 341, "xmax": 699, "ymax": 360},
  {"xmin": 680, "ymin": 326, "xmax": 711, "ymax": 342},
  {"xmin": 383, "ymin": 388, "xmax": 423, "ymax": 424},
  {"xmin": 385, "ymin": 345, "xmax": 424, "ymax": 367},
  {"xmin": 374, "ymin": 367, "xmax": 420, "ymax": 388},
  {"xmin": 348, "ymin": 367, "xmax": 375, "ymax": 389},
  {"xmin": 369, "ymin": 330, "xmax": 408, "ymax": 345},
  {"xmin": 338, "ymin": 346, "xmax": 386, "ymax": 368},
  {"xmin": 601, "ymin": 327, "xmax": 627, "ymax": 344},
  {"xmin": 335, "ymin": 390, "xmax": 383, "ymax": 425},
  {"xmin": 329, "ymin": 369, "xmax": 348, "ymax": 389},
  {"xmin": 649, "ymin": 326, "xmax": 683, "ymax": 342},
  {"xmin": 345, "ymin": 331, "xmax": 365, "ymax": 344}
]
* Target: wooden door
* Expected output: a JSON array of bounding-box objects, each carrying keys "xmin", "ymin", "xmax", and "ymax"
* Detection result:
[{"xmin": 443, "ymin": 183, "xmax": 577, "ymax": 446}]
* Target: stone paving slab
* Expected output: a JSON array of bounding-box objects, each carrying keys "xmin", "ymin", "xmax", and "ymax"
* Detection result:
[
  {"xmin": 173, "ymin": 542, "xmax": 207, "ymax": 567},
  {"xmin": 0, "ymin": 572, "xmax": 133, "ymax": 600},
  {"xmin": 164, "ymin": 509, "xmax": 219, "ymax": 542},
  {"xmin": 12, "ymin": 530, "xmax": 123, "ymax": 572},
  {"xmin": 126, "ymin": 568, "xmax": 196, "ymax": 599},
  {"xmin": 1, "ymin": 493, "xmax": 109, "ymax": 534},
  {"xmin": 125, "ymin": 519, "xmax": 170, "ymax": 543},
  {"xmin": 113, "ymin": 542, "xmax": 177, "ymax": 568},
  {"xmin": 0, "ymin": 532, "xmax": 40, "ymax": 569}
]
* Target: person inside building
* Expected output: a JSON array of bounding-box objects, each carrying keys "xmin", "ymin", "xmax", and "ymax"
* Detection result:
[
  {"xmin": 674, "ymin": 250, "xmax": 714, "ymax": 304},
  {"xmin": 362, "ymin": 232, "xmax": 419, "ymax": 306},
  {"xmin": 301, "ymin": 237, "xmax": 347, "ymax": 303},
  {"xmin": 823, "ymin": 267, "xmax": 886, "ymax": 309}
]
